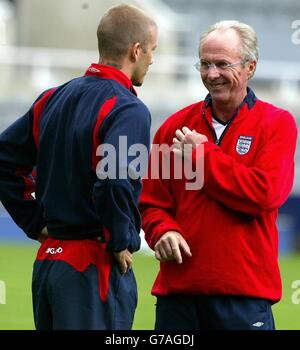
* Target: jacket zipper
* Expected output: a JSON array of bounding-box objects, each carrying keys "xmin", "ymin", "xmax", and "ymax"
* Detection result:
[
  {"xmin": 216, "ymin": 119, "xmax": 234, "ymax": 145},
  {"xmin": 203, "ymin": 116, "xmax": 218, "ymax": 143},
  {"xmin": 203, "ymin": 110, "xmax": 237, "ymax": 146}
]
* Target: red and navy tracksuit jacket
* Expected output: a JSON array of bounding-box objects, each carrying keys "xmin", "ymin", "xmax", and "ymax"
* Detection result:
[
  {"xmin": 140, "ymin": 88, "xmax": 297, "ymax": 303},
  {"xmin": 0, "ymin": 63, "xmax": 151, "ymax": 252}
]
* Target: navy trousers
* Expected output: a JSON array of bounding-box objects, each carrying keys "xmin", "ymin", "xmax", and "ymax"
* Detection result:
[
  {"xmin": 155, "ymin": 294, "xmax": 275, "ymax": 330},
  {"xmin": 32, "ymin": 256, "xmax": 137, "ymax": 330}
]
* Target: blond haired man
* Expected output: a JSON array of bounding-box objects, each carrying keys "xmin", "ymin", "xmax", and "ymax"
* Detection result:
[{"xmin": 0, "ymin": 4, "xmax": 157, "ymax": 329}]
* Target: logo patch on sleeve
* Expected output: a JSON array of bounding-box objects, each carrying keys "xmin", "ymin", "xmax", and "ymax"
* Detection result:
[{"xmin": 236, "ymin": 136, "xmax": 253, "ymax": 155}]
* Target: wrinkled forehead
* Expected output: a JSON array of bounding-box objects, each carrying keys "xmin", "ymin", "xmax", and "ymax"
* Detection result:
[{"xmin": 200, "ymin": 29, "xmax": 242, "ymax": 60}]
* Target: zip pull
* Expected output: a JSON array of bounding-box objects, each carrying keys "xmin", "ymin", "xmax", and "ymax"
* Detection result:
[{"xmin": 215, "ymin": 139, "xmax": 220, "ymax": 145}]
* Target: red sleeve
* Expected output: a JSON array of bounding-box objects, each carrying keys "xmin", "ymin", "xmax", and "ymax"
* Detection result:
[
  {"xmin": 139, "ymin": 129, "xmax": 183, "ymax": 250},
  {"xmin": 195, "ymin": 111, "xmax": 298, "ymax": 216}
]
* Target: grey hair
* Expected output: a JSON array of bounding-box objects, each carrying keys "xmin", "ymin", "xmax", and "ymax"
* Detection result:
[{"xmin": 199, "ymin": 20, "xmax": 259, "ymax": 62}]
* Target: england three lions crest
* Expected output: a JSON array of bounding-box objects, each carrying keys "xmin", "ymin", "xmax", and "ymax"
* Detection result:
[{"xmin": 236, "ymin": 136, "xmax": 253, "ymax": 155}]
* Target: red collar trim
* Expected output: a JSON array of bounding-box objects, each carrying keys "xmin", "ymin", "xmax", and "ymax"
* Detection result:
[{"xmin": 84, "ymin": 63, "xmax": 137, "ymax": 96}]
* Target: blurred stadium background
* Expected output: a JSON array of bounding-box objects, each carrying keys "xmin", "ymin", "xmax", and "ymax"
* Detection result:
[{"xmin": 0, "ymin": 0, "xmax": 300, "ymax": 329}]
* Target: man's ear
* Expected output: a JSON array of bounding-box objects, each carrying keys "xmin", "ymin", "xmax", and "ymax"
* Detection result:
[
  {"xmin": 129, "ymin": 42, "xmax": 141, "ymax": 62},
  {"xmin": 247, "ymin": 60, "xmax": 256, "ymax": 80}
]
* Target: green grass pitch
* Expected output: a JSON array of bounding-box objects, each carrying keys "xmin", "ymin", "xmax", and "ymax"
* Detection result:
[{"xmin": 0, "ymin": 243, "xmax": 300, "ymax": 330}]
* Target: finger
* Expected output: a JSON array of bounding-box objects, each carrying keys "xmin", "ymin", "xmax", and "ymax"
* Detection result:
[
  {"xmin": 121, "ymin": 250, "xmax": 132, "ymax": 272},
  {"xmin": 125, "ymin": 253, "xmax": 132, "ymax": 270},
  {"xmin": 179, "ymin": 239, "xmax": 192, "ymax": 257},
  {"xmin": 184, "ymin": 132, "xmax": 195, "ymax": 143},
  {"xmin": 155, "ymin": 249, "xmax": 163, "ymax": 261},
  {"xmin": 182, "ymin": 126, "xmax": 192, "ymax": 135},
  {"xmin": 125, "ymin": 259, "xmax": 131, "ymax": 272},
  {"xmin": 172, "ymin": 246, "xmax": 183, "ymax": 264},
  {"xmin": 119, "ymin": 259, "xmax": 127, "ymax": 274},
  {"xmin": 114, "ymin": 252, "xmax": 128, "ymax": 274},
  {"xmin": 182, "ymin": 143, "xmax": 194, "ymax": 153},
  {"xmin": 158, "ymin": 246, "xmax": 169, "ymax": 260},
  {"xmin": 173, "ymin": 137, "xmax": 181, "ymax": 144},
  {"xmin": 161, "ymin": 239, "xmax": 174, "ymax": 258},
  {"xmin": 172, "ymin": 142, "xmax": 181, "ymax": 151},
  {"xmin": 173, "ymin": 148, "xmax": 183, "ymax": 157},
  {"xmin": 175, "ymin": 129, "xmax": 185, "ymax": 142},
  {"xmin": 125, "ymin": 250, "xmax": 132, "ymax": 259}
]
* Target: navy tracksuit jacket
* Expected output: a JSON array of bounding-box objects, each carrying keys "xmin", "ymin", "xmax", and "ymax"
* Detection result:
[
  {"xmin": 0, "ymin": 64, "xmax": 151, "ymax": 329},
  {"xmin": 0, "ymin": 63, "xmax": 151, "ymax": 251}
]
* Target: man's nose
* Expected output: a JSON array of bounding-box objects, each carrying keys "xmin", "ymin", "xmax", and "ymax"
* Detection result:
[{"xmin": 206, "ymin": 65, "xmax": 220, "ymax": 78}]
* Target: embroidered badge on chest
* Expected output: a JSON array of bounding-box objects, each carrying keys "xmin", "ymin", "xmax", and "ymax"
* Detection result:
[{"xmin": 236, "ymin": 136, "xmax": 253, "ymax": 155}]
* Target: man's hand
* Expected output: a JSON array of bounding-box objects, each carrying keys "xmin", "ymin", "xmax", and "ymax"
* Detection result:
[
  {"xmin": 38, "ymin": 227, "xmax": 48, "ymax": 244},
  {"xmin": 113, "ymin": 249, "xmax": 132, "ymax": 274},
  {"xmin": 154, "ymin": 231, "xmax": 192, "ymax": 264},
  {"xmin": 173, "ymin": 126, "xmax": 208, "ymax": 157}
]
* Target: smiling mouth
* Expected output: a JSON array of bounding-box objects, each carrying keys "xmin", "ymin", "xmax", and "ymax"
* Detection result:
[{"xmin": 210, "ymin": 82, "xmax": 226, "ymax": 88}]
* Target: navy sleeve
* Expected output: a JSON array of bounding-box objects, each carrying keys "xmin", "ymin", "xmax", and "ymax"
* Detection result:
[
  {"xmin": 92, "ymin": 101, "xmax": 151, "ymax": 252},
  {"xmin": 0, "ymin": 105, "xmax": 46, "ymax": 240}
]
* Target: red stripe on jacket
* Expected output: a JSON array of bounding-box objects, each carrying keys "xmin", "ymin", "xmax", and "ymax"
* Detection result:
[
  {"xmin": 90, "ymin": 95, "xmax": 117, "ymax": 301},
  {"xmin": 32, "ymin": 88, "xmax": 56, "ymax": 148},
  {"xmin": 15, "ymin": 168, "xmax": 35, "ymax": 200},
  {"xmin": 92, "ymin": 96, "xmax": 117, "ymax": 171}
]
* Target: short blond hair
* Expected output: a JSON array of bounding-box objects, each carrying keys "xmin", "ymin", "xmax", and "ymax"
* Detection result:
[{"xmin": 97, "ymin": 4, "xmax": 157, "ymax": 60}]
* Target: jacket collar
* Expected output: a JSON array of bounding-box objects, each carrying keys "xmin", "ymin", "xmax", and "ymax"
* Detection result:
[
  {"xmin": 204, "ymin": 87, "xmax": 257, "ymax": 111},
  {"xmin": 202, "ymin": 87, "xmax": 257, "ymax": 126},
  {"xmin": 85, "ymin": 63, "xmax": 137, "ymax": 96}
]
